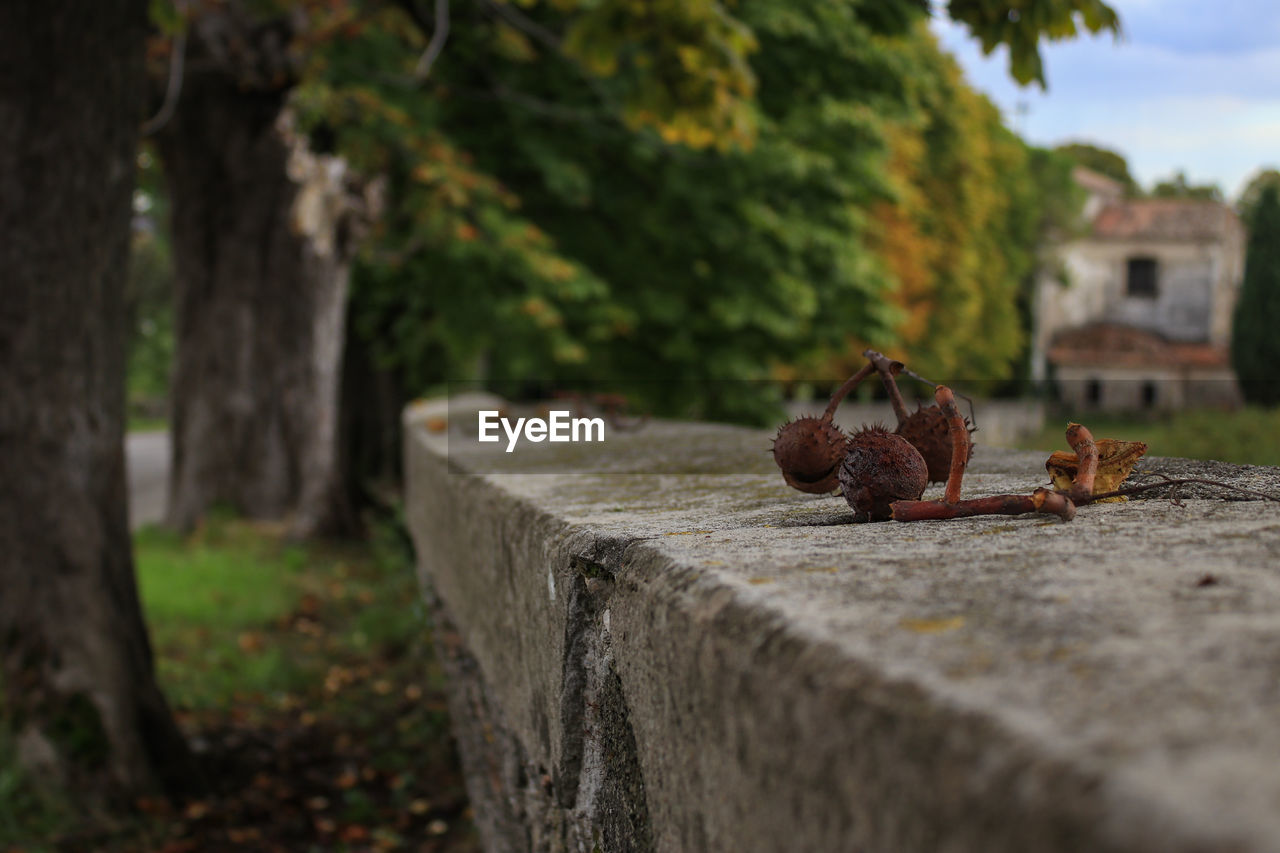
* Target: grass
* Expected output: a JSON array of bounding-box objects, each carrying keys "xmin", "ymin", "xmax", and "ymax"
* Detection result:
[
  {"xmin": 1017, "ymin": 406, "xmax": 1280, "ymax": 467},
  {"xmin": 134, "ymin": 522, "xmax": 312, "ymax": 711},
  {"xmin": 0, "ymin": 736, "xmax": 72, "ymax": 850},
  {"xmin": 126, "ymin": 416, "xmax": 168, "ymax": 433},
  {"xmin": 2, "ymin": 514, "xmax": 476, "ymax": 852}
]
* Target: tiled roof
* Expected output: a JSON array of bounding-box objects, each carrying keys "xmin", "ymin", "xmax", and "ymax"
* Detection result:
[
  {"xmin": 1073, "ymin": 166, "xmax": 1125, "ymax": 199},
  {"xmin": 1048, "ymin": 323, "xmax": 1230, "ymax": 370},
  {"xmin": 1092, "ymin": 199, "xmax": 1239, "ymax": 242}
]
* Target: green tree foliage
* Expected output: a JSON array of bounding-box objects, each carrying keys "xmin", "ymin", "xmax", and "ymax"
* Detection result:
[
  {"xmin": 291, "ymin": 4, "xmax": 615, "ymax": 390},
  {"xmin": 450, "ymin": 0, "xmax": 924, "ymax": 417},
  {"xmin": 299, "ymin": 0, "xmax": 922, "ymax": 420},
  {"xmin": 847, "ymin": 28, "xmax": 1082, "ymax": 386},
  {"xmin": 1055, "ymin": 141, "xmax": 1136, "ymax": 193},
  {"xmin": 1150, "ymin": 169, "xmax": 1223, "ymax": 202},
  {"xmin": 150, "ymin": 0, "xmax": 1120, "ymax": 426},
  {"xmin": 292, "ymin": 0, "xmax": 1103, "ymax": 421},
  {"xmin": 558, "ymin": 0, "xmax": 759, "ymax": 148},
  {"xmin": 126, "ymin": 146, "xmax": 174, "ymax": 420},
  {"xmin": 1026, "ymin": 145, "xmax": 1089, "ymax": 244},
  {"xmin": 942, "ymin": 0, "xmax": 1120, "ymax": 87},
  {"xmin": 1238, "ymin": 167, "xmax": 1280, "ymax": 226},
  {"xmin": 1231, "ymin": 184, "xmax": 1280, "ymax": 405}
]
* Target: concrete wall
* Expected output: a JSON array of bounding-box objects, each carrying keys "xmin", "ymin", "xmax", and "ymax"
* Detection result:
[
  {"xmin": 1054, "ymin": 365, "xmax": 1241, "ymax": 412},
  {"xmin": 406, "ymin": 395, "xmax": 1280, "ymax": 853}
]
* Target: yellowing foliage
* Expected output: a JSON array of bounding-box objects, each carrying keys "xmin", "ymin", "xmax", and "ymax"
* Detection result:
[{"xmin": 860, "ymin": 28, "xmax": 1040, "ymax": 384}]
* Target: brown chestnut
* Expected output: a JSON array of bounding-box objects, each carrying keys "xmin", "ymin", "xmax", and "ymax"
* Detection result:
[
  {"xmin": 839, "ymin": 427, "xmax": 928, "ymax": 521},
  {"xmin": 896, "ymin": 404, "xmax": 973, "ymax": 484},
  {"xmin": 772, "ymin": 416, "xmax": 849, "ymax": 494}
]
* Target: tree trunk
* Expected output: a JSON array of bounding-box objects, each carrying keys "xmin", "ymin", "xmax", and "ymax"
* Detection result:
[
  {"xmin": 156, "ymin": 9, "xmax": 369, "ymax": 537},
  {"xmin": 0, "ymin": 0, "xmax": 193, "ymax": 797},
  {"xmin": 338, "ymin": 305, "xmax": 411, "ymax": 524}
]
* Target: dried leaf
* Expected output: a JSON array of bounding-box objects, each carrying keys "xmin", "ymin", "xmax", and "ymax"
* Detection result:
[
  {"xmin": 1046, "ymin": 438, "xmax": 1147, "ymax": 501},
  {"xmin": 159, "ymin": 841, "xmax": 200, "ymax": 853},
  {"xmin": 135, "ymin": 795, "xmax": 171, "ymax": 815},
  {"xmin": 183, "ymin": 800, "xmax": 211, "ymax": 820},
  {"xmin": 899, "ymin": 615, "xmax": 965, "ymax": 634},
  {"xmin": 237, "ymin": 632, "xmax": 264, "ymax": 654},
  {"xmin": 339, "ymin": 824, "xmax": 370, "ymax": 842}
]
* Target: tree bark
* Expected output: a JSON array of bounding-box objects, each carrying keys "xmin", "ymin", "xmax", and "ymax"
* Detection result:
[
  {"xmin": 0, "ymin": 0, "xmax": 192, "ymax": 796},
  {"xmin": 156, "ymin": 7, "xmax": 369, "ymax": 537},
  {"xmin": 339, "ymin": 301, "xmax": 412, "ymax": 524}
]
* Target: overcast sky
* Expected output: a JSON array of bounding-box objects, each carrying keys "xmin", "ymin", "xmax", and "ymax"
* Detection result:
[{"xmin": 931, "ymin": 0, "xmax": 1280, "ymax": 201}]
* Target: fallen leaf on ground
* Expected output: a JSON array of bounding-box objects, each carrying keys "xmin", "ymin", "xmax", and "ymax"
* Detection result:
[
  {"xmin": 237, "ymin": 632, "xmax": 264, "ymax": 654},
  {"xmin": 340, "ymin": 824, "xmax": 370, "ymax": 842},
  {"xmin": 182, "ymin": 800, "xmax": 211, "ymax": 820}
]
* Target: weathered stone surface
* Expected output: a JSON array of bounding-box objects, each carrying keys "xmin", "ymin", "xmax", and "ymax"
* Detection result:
[{"xmin": 405, "ymin": 396, "xmax": 1280, "ymax": 853}]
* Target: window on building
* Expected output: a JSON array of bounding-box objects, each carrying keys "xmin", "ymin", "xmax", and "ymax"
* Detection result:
[
  {"xmin": 1085, "ymin": 379, "xmax": 1102, "ymax": 406},
  {"xmin": 1126, "ymin": 257, "xmax": 1158, "ymax": 298},
  {"xmin": 1141, "ymin": 381, "xmax": 1158, "ymax": 408}
]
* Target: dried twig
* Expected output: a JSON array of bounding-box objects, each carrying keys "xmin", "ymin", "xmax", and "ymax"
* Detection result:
[
  {"xmin": 935, "ymin": 386, "xmax": 969, "ymax": 505},
  {"xmin": 889, "ymin": 385, "xmax": 1079, "ymax": 522},
  {"xmin": 1077, "ymin": 477, "xmax": 1280, "ymax": 505},
  {"xmin": 476, "ymin": 0, "xmax": 562, "ymax": 50},
  {"xmin": 863, "ymin": 349, "xmax": 911, "ymax": 424},
  {"xmin": 1065, "ymin": 423, "xmax": 1098, "ymax": 502},
  {"xmin": 895, "ymin": 364, "xmax": 980, "ymax": 429},
  {"xmin": 142, "ymin": 8, "xmax": 188, "ymax": 136},
  {"xmin": 892, "ymin": 488, "xmax": 1076, "ymax": 522},
  {"xmin": 821, "ymin": 362, "xmax": 875, "ymax": 421},
  {"xmin": 414, "ymin": 0, "xmax": 450, "ymax": 82}
]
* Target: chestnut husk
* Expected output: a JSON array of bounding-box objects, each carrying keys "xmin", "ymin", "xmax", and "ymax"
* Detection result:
[
  {"xmin": 839, "ymin": 426, "xmax": 928, "ymax": 521},
  {"xmin": 772, "ymin": 416, "xmax": 849, "ymax": 494},
  {"xmin": 896, "ymin": 404, "xmax": 973, "ymax": 484}
]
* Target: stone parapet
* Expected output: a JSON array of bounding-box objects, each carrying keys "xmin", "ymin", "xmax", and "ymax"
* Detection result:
[{"xmin": 405, "ymin": 395, "xmax": 1280, "ymax": 853}]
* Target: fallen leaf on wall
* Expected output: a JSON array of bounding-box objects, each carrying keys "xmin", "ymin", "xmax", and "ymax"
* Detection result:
[{"xmin": 1047, "ymin": 438, "xmax": 1148, "ymax": 501}]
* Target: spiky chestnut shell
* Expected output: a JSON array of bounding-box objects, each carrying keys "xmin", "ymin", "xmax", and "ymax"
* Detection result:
[
  {"xmin": 896, "ymin": 404, "xmax": 974, "ymax": 483},
  {"xmin": 839, "ymin": 426, "xmax": 928, "ymax": 521},
  {"xmin": 772, "ymin": 416, "xmax": 849, "ymax": 494}
]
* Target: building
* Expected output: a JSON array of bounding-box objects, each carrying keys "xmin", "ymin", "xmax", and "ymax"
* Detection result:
[{"xmin": 1032, "ymin": 167, "xmax": 1246, "ymax": 411}]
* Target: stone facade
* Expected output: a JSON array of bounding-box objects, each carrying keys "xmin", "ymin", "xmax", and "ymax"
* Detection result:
[{"xmin": 1032, "ymin": 168, "xmax": 1245, "ymax": 411}]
